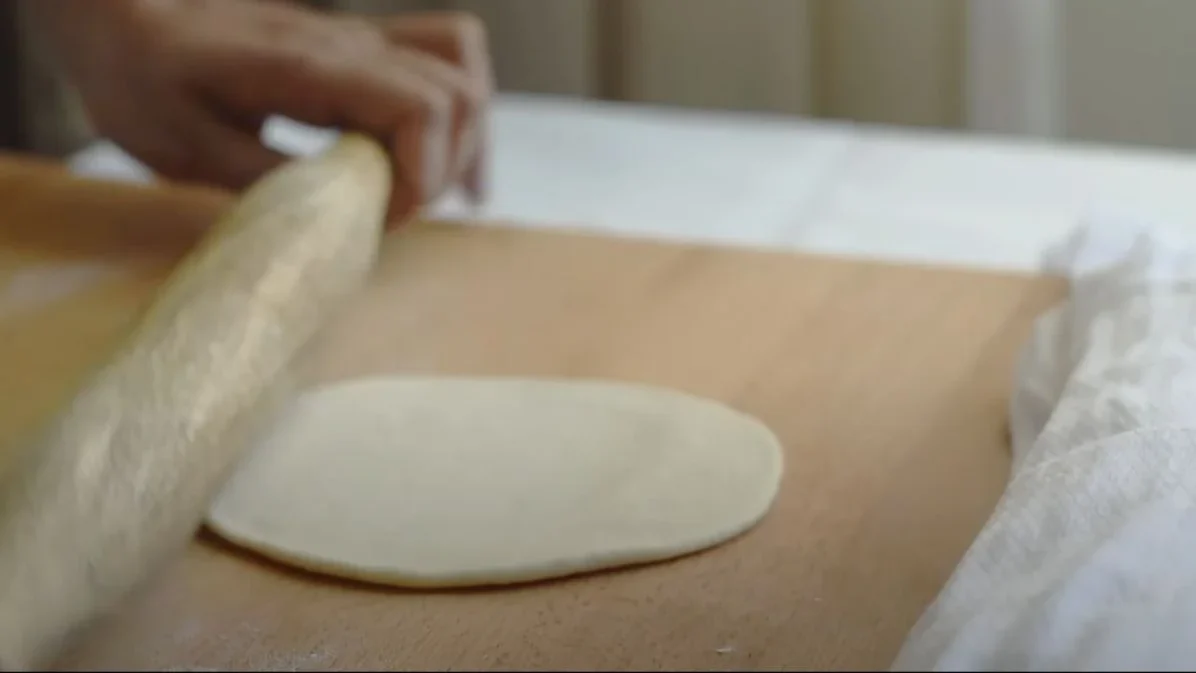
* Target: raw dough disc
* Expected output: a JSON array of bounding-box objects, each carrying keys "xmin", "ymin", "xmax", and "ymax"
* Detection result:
[{"xmin": 206, "ymin": 376, "xmax": 784, "ymax": 588}]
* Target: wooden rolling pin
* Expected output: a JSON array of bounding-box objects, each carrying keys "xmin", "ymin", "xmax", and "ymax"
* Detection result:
[{"xmin": 0, "ymin": 134, "xmax": 392, "ymax": 670}]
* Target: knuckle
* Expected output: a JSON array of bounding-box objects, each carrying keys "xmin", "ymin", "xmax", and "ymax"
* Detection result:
[
  {"xmin": 442, "ymin": 13, "xmax": 494, "ymax": 99},
  {"xmin": 290, "ymin": 47, "xmax": 327, "ymax": 75},
  {"xmin": 444, "ymin": 11, "xmax": 489, "ymax": 50},
  {"xmin": 460, "ymin": 65, "xmax": 494, "ymax": 104},
  {"xmin": 408, "ymin": 82, "xmax": 452, "ymax": 112},
  {"xmin": 422, "ymin": 89, "xmax": 455, "ymax": 123},
  {"xmin": 291, "ymin": 19, "xmax": 386, "ymax": 74},
  {"xmin": 271, "ymin": 32, "xmax": 332, "ymax": 77},
  {"xmin": 449, "ymin": 78, "xmax": 487, "ymax": 112},
  {"xmin": 333, "ymin": 17, "xmax": 389, "ymax": 54}
]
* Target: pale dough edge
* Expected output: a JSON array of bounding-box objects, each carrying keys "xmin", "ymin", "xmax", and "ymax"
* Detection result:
[{"xmin": 205, "ymin": 376, "xmax": 786, "ymax": 589}]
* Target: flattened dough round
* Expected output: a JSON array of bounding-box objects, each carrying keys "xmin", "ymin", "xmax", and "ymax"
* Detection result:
[{"xmin": 207, "ymin": 377, "xmax": 784, "ymax": 588}]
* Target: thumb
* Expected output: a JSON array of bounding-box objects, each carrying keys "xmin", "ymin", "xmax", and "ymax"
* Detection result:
[{"xmin": 171, "ymin": 103, "xmax": 289, "ymax": 192}]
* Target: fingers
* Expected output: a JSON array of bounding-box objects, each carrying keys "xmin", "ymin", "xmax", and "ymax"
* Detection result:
[
  {"xmin": 96, "ymin": 99, "xmax": 286, "ymax": 193},
  {"xmin": 379, "ymin": 11, "xmax": 493, "ymax": 205},
  {"xmin": 171, "ymin": 102, "xmax": 289, "ymax": 190},
  {"xmin": 171, "ymin": 3, "xmax": 492, "ymax": 225},
  {"xmin": 307, "ymin": 45, "xmax": 457, "ymax": 222},
  {"xmin": 220, "ymin": 15, "xmax": 473, "ymax": 224},
  {"xmin": 136, "ymin": 87, "xmax": 287, "ymax": 191},
  {"xmin": 461, "ymin": 106, "xmax": 489, "ymax": 206},
  {"xmin": 378, "ymin": 64, "xmax": 454, "ymax": 223},
  {"xmin": 387, "ymin": 43, "xmax": 487, "ymax": 207}
]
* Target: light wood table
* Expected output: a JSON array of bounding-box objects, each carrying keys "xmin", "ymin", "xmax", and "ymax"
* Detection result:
[{"xmin": 0, "ymin": 157, "xmax": 1065, "ymax": 670}]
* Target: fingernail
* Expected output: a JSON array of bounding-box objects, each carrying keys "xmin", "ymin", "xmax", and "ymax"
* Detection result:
[
  {"xmin": 465, "ymin": 160, "xmax": 488, "ymax": 206},
  {"xmin": 461, "ymin": 123, "xmax": 488, "ymax": 206},
  {"xmin": 424, "ymin": 115, "xmax": 451, "ymax": 202}
]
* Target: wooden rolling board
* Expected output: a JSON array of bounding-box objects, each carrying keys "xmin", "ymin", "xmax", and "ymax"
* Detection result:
[{"xmin": 0, "ymin": 156, "xmax": 1066, "ymax": 671}]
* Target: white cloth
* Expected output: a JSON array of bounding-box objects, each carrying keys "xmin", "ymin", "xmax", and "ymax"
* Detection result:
[{"xmin": 894, "ymin": 219, "xmax": 1196, "ymax": 671}]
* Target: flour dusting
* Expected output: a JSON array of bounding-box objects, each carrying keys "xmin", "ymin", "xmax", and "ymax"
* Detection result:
[
  {"xmin": 0, "ymin": 261, "xmax": 128, "ymax": 319},
  {"xmin": 257, "ymin": 647, "xmax": 333, "ymax": 671},
  {"xmin": 165, "ymin": 617, "xmax": 334, "ymax": 672}
]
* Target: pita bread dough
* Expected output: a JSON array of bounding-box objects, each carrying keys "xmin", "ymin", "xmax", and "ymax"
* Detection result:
[{"xmin": 206, "ymin": 377, "xmax": 784, "ymax": 588}]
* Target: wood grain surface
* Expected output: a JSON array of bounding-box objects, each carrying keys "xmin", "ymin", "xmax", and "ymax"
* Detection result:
[{"xmin": 0, "ymin": 157, "xmax": 1065, "ymax": 670}]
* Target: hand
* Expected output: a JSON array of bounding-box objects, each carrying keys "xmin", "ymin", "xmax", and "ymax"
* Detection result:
[{"xmin": 34, "ymin": 0, "xmax": 493, "ymax": 225}]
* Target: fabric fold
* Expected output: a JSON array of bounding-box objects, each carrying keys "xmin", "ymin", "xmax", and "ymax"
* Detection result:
[{"xmin": 895, "ymin": 219, "xmax": 1196, "ymax": 671}]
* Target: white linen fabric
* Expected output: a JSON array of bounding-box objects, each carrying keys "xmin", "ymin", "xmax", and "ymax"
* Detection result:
[{"xmin": 895, "ymin": 218, "xmax": 1196, "ymax": 671}]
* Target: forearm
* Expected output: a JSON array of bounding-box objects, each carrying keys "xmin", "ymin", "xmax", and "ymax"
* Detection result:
[{"xmin": 0, "ymin": 135, "xmax": 390, "ymax": 670}]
